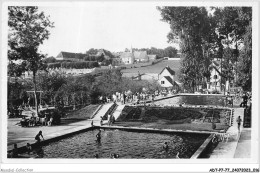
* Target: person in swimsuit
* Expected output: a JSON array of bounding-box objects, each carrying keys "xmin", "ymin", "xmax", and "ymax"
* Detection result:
[
  {"xmin": 26, "ymin": 143, "xmax": 32, "ymax": 154},
  {"xmin": 163, "ymin": 142, "xmax": 169, "ymax": 151},
  {"xmin": 236, "ymin": 116, "xmax": 243, "ymax": 133},
  {"xmin": 96, "ymin": 129, "xmax": 101, "ymax": 143},
  {"xmin": 35, "ymin": 130, "xmax": 44, "ymax": 143}
]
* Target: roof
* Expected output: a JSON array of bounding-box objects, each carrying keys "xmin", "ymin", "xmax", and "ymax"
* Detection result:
[
  {"xmin": 212, "ymin": 60, "xmax": 220, "ymax": 67},
  {"xmin": 164, "ymin": 76, "xmax": 173, "ymax": 85},
  {"xmin": 134, "ymin": 51, "xmax": 148, "ymax": 60},
  {"xmin": 159, "ymin": 66, "xmax": 175, "ymax": 76},
  {"xmin": 120, "ymin": 52, "xmax": 134, "ymax": 59},
  {"xmin": 161, "ymin": 76, "xmax": 179, "ymax": 86},
  {"xmin": 58, "ymin": 51, "xmax": 87, "ymax": 59}
]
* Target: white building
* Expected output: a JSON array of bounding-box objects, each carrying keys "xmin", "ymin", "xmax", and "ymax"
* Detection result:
[
  {"xmin": 158, "ymin": 66, "xmax": 179, "ymax": 90},
  {"xmin": 120, "ymin": 48, "xmax": 150, "ymax": 64},
  {"xmin": 207, "ymin": 59, "xmax": 222, "ymax": 92}
]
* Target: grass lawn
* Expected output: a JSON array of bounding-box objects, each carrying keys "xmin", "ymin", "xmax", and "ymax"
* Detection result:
[
  {"xmin": 121, "ymin": 59, "xmax": 181, "ymax": 78},
  {"xmin": 63, "ymin": 104, "xmax": 99, "ymax": 119}
]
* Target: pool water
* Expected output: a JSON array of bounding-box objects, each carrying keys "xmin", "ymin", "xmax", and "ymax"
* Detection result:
[
  {"xmin": 155, "ymin": 95, "xmax": 225, "ymax": 106},
  {"xmin": 39, "ymin": 129, "xmax": 208, "ymax": 159}
]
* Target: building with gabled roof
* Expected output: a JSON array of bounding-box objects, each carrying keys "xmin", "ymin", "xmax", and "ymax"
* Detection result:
[
  {"xmin": 207, "ymin": 59, "xmax": 222, "ymax": 92},
  {"xmin": 120, "ymin": 48, "xmax": 150, "ymax": 64},
  {"xmin": 121, "ymin": 51, "xmax": 135, "ymax": 64},
  {"xmin": 158, "ymin": 66, "xmax": 179, "ymax": 90},
  {"xmin": 134, "ymin": 51, "xmax": 149, "ymax": 62},
  {"xmin": 56, "ymin": 51, "xmax": 86, "ymax": 61},
  {"xmin": 158, "ymin": 66, "xmax": 175, "ymax": 81}
]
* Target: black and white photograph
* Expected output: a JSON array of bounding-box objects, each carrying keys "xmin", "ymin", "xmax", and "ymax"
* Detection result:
[{"xmin": 0, "ymin": 1, "xmax": 259, "ymax": 172}]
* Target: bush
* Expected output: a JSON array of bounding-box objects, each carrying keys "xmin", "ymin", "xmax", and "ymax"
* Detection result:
[
  {"xmin": 44, "ymin": 57, "xmax": 56, "ymax": 63},
  {"xmin": 48, "ymin": 62, "xmax": 61, "ymax": 69},
  {"xmin": 60, "ymin": 61, "xmax": 98, "ymax": 69},
  {"xmin": 83, "ymin": 56, "xmax": 90, "ymax": 61}
]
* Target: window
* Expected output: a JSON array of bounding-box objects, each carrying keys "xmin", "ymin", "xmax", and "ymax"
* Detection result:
[
  {"xmin": 161, "ymin": 81, "xmax": 165, "ymax": 84},
  {"xmin": 214, "ymin": 75, "xmax": 218, "ymax": 79}
]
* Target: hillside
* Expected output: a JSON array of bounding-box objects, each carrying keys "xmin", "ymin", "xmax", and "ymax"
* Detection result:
[{"xmin": 121, "ymin": 59, "xmax": 181, "ymax": 79}]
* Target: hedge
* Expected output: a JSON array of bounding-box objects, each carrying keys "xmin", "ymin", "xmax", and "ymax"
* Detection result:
[
  {"xmin": 48, "ymin": 62, "xmax": 61, "ymax": 69},
  {"xmin": 48, "ymin": 61, "xmax": 99, "ymax": 69}
]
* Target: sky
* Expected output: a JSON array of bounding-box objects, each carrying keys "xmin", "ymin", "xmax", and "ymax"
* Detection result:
[{"xmin": 38, "ymin": 3, "xmax": 177, "ymax": 57}]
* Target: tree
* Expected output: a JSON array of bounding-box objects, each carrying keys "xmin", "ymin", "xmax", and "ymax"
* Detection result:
[
  {"xmin": 36, "ymin": 72, "xmax": 67, "ymax": 105},
  {"xmin": 214, "ymin": 7, "xmax": 252, "ymax": 87},
  {"xmin": 237, "ymin": 23, "xmax": 252, "ymax": 91},
  {"xmin": 164, "ymin": 46, "xmax": 178, "ymax": 58},
  {"xmin": 158, "ymin": 7, "xmax": 215, "ymax": 92},
  {"xmin": 43, "ymin": 56, "xmax": 56, "ymax": 63},
  {"xmin": 8, "ymin": 6, "xmax": 54, "ymax": 115},
  {"xmin": 86, "ymin": 48, "xmax": 98, "ymax": 55},
  {"xmin": 96, "ymin": 69, "xmax": 123, "ymax": 95}
]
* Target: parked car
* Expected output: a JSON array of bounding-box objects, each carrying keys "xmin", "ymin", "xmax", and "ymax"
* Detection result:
[
  {"xmin": 38, "ymin": 107, "xmax": 61, "ymax": 125},
  {"xmin": 20, "ymin": 107, "xmax": 61, "ymax": 127}
]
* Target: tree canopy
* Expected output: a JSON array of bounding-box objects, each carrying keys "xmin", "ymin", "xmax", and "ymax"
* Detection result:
[
  {"xmin": 8, "ymin": 6, "xmax": 54, "ymax": 114},
  {"xmin": 158, "ymin": 6, "xmax": 252, "ymax": 92}
]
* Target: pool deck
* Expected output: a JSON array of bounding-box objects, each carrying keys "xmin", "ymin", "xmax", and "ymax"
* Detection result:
[
  {"xmin": 7, "ymin": 118, "xmax": 96, "ymax": 151},
  {"xmin": 7, "ymin": 94, "xmax": 251, "ymax": 158},
  {"xmin": 209, "ymin": 108, "xmax": 251, "ymax": 158}
]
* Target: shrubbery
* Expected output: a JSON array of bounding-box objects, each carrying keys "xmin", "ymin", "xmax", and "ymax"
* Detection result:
[
  {"xmin": 83, "ymin": 55, "xmax": 105, "ymax": 62},
  {"xmin": 48, "ymin": 62, "xmax": 61, "ymax": 69}
]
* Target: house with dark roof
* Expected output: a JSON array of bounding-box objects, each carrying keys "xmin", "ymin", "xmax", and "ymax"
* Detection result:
[
  {"xmin": 158, "ymin": 66, "xmax": 179, "ymax": 89},
  {"xmin": 56, "ymin": 51, "xmax": 86, "ymax": 61}
]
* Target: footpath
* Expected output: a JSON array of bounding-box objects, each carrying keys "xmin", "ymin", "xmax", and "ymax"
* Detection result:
[
  {"xmin": 7, "ymin": 118, "xmax": 94, "ymax": 151},
  {"xmin": 209, "ymin": 108, "xmax": 251, "ymax": 158},
  {"xmin": 7, "ymin": 102, "xmax": 118, "ymax": 151}
]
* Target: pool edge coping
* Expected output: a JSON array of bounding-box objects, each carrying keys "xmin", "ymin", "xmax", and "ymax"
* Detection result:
[{"xmin": 190, "ymin": 133, "xmax": 215, "ymax": 159}]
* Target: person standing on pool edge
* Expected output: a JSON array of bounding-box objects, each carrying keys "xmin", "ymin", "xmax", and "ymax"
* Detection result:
[{"xmin": 236, "ymin": 116, "xmax": 243, "ymax": 133}]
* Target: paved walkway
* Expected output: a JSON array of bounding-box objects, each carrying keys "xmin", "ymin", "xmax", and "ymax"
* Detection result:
[
  {"xmin": 7, "ymin": 118, "xmax": 94, "ymax": 151},
  {"xmin": 8, "ymin": 103, "xmax": 116, "ymax": 151},
  {"xmin": 234, "ymin": 128, "xmax": 251, "ymax": 158},
  {"xmin": 209, "ymin": 108, "xmax": 250, "ymax": 158}
]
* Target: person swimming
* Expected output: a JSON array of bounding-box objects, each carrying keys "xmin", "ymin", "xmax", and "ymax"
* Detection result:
[
  {"xmin": 26, "ymin": 143, "xmax": 32, "ymax": 154},
  {"xmin": 176, "ymin": 152, "xmax": 180, "ymax": 159},
  {"xmin": 96, "ymin": 129, "xmax": 101, "ymax": 143},
  {"xmin": 110, "ymin": 153, "xmax": 119, "ymax": 159},
  {"xmin": 163, "ymin": 142, "xmax": 169, "ymax": 151}
]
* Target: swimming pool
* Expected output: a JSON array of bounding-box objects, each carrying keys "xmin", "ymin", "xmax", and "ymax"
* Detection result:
[
  {"xmin": 154, "ymin": 95, "xmax": 225, "ymax": 106},
  {"xmin": 36, "ymin": 129, "xmax": 209, "ymax": 159}
]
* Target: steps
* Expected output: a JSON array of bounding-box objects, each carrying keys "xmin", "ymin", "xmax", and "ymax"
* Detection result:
[
  {"xmin": 112, "ymin": 105, "xmax": 126, "ymax": 120},
  {"xmin": 91, "ymin": 103, "xmax": 115, "ymax": 120}
]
